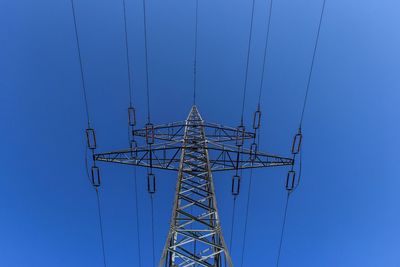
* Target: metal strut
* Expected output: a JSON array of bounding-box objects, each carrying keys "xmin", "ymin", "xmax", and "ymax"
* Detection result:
[{"xmin": 93, "ymin": 106, "xmax": 294, "ymax": 266}]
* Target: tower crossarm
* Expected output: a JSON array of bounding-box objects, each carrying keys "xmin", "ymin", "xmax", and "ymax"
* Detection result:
[
  {"xmin": 132, "ymin": 121, "xmax": 255, "ymax": 143},
  {"xmin": 94, "ymin": 140, "xmax": 293, "ymax": 172},
  {"xmin": 207, "ymin": 141, "xmax": 294, "ymax": 171},
  {"xmin": 93, "ymin": 141, "xmax": 183, "ymax": 171}
]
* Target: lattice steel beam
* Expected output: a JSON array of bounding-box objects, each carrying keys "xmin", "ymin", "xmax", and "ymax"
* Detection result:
[{"xmin": 94, "ymin": 142, "xmax": 293, "ymax": 172}]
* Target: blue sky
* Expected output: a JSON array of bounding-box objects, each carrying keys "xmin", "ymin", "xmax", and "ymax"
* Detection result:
[{"xmin": 1, "ymin": 0, "xmax": 400, "ymax": 266}]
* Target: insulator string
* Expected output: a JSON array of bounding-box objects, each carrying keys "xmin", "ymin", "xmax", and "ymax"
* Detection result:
[
  {"xmin": 240, "ymin": 0, "xmax": 256, "ymax": 125},
  {"xmin": 122, "ymin": 0, "xmax": 133, "ymax": 106},
  {"xmin": 275, "ymin": 140, "xmax": 303, "ymax": 265},
  {"xmin": 299, "ymin": 0, "xmax": 327, "ymax": 127}
]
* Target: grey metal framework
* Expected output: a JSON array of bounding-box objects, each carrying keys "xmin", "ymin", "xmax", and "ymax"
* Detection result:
[{"xmin": 94, "ymin": 106, "xmax": 293, "ymax": 266}]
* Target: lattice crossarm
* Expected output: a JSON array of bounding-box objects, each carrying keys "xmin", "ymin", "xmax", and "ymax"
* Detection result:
[
  {"xmin": 93, "ymin": 141, "xmax": 183, "ymax": 171},
  {"xmin": 206, "ymin": 141, "xmax": 294, "ymax": 171}
]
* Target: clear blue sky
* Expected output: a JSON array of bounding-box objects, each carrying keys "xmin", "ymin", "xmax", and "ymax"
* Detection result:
[{"xmin": 1, "ymin": 0, "xmax": 399, "ymax": 266}]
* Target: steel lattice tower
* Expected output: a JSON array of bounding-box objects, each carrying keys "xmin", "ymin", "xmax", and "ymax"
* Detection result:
[{"xmin": 93, "ymin": 106, "xmax": 294, "ymax": 266}]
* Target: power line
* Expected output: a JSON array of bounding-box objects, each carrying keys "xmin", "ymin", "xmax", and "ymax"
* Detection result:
[
  {"xmin": 133, "ymin": 166, "xmax": 143, "ymax": 266},
  {"xmin": 193, "ymin": 0, "xmax": 199, "ymax": 105},
  {"xmin": 95, "ymin": 189, "xmax": 107, "ymax": 267},
  {"xmin": 140, "ymin": 2, "xmax": 156, "ymax": 264},
  {"xmin": 141, "ymin": 0, "xmax": 151, "ymax": 123},
  {"xmin": 275, "ymin": 134, "xmax": 303, "ymax": 266},
  {"xmin": 229, "ymin": 196, "xmax": 237, "ymax": 251},
  {"xmin": 70, "ymin": 0, "xmax": 91, "ymax": 127},
  {"xmin": 121, "ymin": 3, "xmax": 143, "ymax": 264},
  {"xmin": 299, "ymin": 0, "xmax": 327, "ymax": 127},
  {"xmin": 237, "ymin": 5, "xmax": 274, "ymax": 223},
  {"xmin": 70, "ymin": 1, "xmax": 108, "ymax": 266},
  {"xmin": 150, "ymin": 194, "xmax": 156, "ymax": 267},
  {"xmin": 276, "ymin": 192, "xmax": 289, "ymax": 267},
  {"xmin": 122, "ymin": 0, "xmax": 133, "ymax": 106},
  {"xmin": 276, "ymin": 1, "xmax": 327, "ymax": 265},
  {"xmin": 139, "ymin": 0, "xmax": 156, "ymax": 259},
  {"xmin": 238, "ymin": 5, "xmax": 275, "ymax": 249},
  {"xmin": 257, "ymin": 0, "xmax": 274, "ymax": 106},
  {"xmin": 240, "ymin": 169, "xmax": 253, "ymax": 267},
  {"xmin": 240, "ymin": 0, "xmax": 257, "ymax": 125}
]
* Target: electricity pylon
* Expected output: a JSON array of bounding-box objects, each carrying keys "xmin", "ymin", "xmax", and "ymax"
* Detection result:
[{"xmin": 93, "ymin": 106, "xmax": 293, "ymax": 266}]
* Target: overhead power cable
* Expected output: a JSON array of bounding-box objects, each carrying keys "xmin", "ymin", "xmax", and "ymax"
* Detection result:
[
  {"xmin": 276, "ymin": 142, "xmax": 304, "ymax": 266},
  {"xmin": 69, "ymin": 1, "xmax": 108, "ymax": 266},
  {"xmin": 257, "ymin": 0, "xmax": 274, "ymax": 107},
  {"xmin": 141, "ymin": 0, "xmax": 151, "ymax": 123},
  {"xmin": 236, "ymin": 6, "xmax": 257, "ymax": 257},
  {"xmin": 122, "ymin": 0, "xmax": 133, "ymax": 106},
  {"xmin": 139, "ymin": 1, "xmax": 157, "ymax": 264},
  {"xmin": 95, "ymin": 189, "xmax": 108, "ymax": 267},
  {"xmin": 299, "ymin": 0, "xmax": 327, "ymax": 128},
  {"xmin": 150, "ymin": 194, "xmax": 156, "ymax": 267},
  {"xmin": 140, "ymin": 0, "xmax": 156, "ymax": 263},
  {"xmin": 276, "ymin": 1, "xmax": 327, "ymax": 266},
  {"xmin": 239, "ymin": 0, "xmax": 275, "ymax": 264},
  {"xmin": 70, "ymin": 0, "xmax": 91, "ymax": 127},
  {"xmin": 276, "ymin": 192, "xmax": 289, "ymax": 267},
  {"xmin": 192, "ymin": 0, "xmax": 199, "ymax": 105},
  {"xmin": 240, "ymin": 0, "xmax": 256, "ymax": 125},
  {"xmin": 240, "ymin": 169, "xmax": 253, "ymax": 267},
  {"xmin": 133, "ymin": 166, "xmax": 143, "ymax": 266},
  {"xmin": 120, "ymin": 2, "xmax": 143, "ymax": 265},
  {"xmin": 229, "ymin": 196, "xmax": 237, "ymax": 251}
]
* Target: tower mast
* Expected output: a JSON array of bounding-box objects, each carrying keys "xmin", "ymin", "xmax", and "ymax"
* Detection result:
[{"xmin": 159, "ymin": 106, "xmax": 233, "ymax": 266}]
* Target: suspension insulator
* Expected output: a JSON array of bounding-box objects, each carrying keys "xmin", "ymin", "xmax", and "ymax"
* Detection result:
[
  {"xmin": 253, "ymin": 110, "xmax": 261, "ymax": 130},
  {"xmin": 232, "ymin": 175, "xmax": 241, "ymax": 196},
  {"xmin": 147, "ymin": 173, "xmax": 156, "ymax": 194},
  {"xmin": 285, "ymin": 170, "xmax": 296, "ymax": 191},
  {"xmin": 236, "ymin": 125, "xmax": 245, "ymax": 147},
  {"xmin": 86, "ymin": 128, "xmax": 97, "ymax": 150},
  {"xmin": 145, "ymin": 123, "xmax": 155, "ymax": 145},
  {"xmin": 91, "ymin": 166, "xmax": 101, "ymax": 187},
  {"xmin": 130, "ymin": 140, "xmax": 138, "ymax": 158},
  {"xmin": 128, "ymin": 107, "xmax": 136, "ymax": 127},
  {"xmin": 249, "ymin": 142, "xmax": 258, "ymax": 161},
  {"xmin": 291, "ymin": 129, "xmax": 303, "ymax": 154}
]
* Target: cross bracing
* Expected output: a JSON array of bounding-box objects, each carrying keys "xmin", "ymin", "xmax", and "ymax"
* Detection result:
[{"xmin": 158, "ymin": 106, "xmax": 231, "ymax": 267}]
